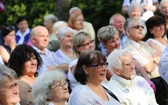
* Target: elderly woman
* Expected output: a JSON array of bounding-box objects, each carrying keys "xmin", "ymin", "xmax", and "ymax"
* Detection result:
[
  {"xmin": 143, "ymin": 15, "xmax": 168, "ymax": 54},
  {"xmin": 0, "ymin": 65, "xmax": 20, "ymax": 105},
  {"xmin": 8, "ymin": 44, "xmax": 42, "ymax": 86},
  {"xmin": 67, "ymin": 31, "xmax": 95, "ymax": 90},
  {"xmin": 127, "ymin": 3, "xmax": 147, "ymax": 35},
  {"xmin": 107, "ymin": 49, "xmax": 157, "ymax": 105},
  {"xmin": 0, "ymin": 25, "xmax": 16, "ymax": 64},
  {"xmin": 32, "ymin": 70, "xmax": 69, "ymax": 105},
  {"xmin": 55, "ymin": 26, "xmax": 74, "ymax": 64},
  {"xmin": 159, "ymin": 0, "xmax": 168, "ymax": 32},
  {"xmin": 68, "ymin": 50, "xmax": 121, "ymax": 105},
  {"xmin": 97, "ymin": 25, "xmax": 120, "ymax": 56},
  {"xmin": 97, "ymin": 25, "xmax": 155, "ymax": 89},
  {"xmin": 47, "ymin": 21, "xmax": 68, "ymax": 52},
  {"xmin": 68, "ymin": 12, "xmax": 84, "ymax": 33}
]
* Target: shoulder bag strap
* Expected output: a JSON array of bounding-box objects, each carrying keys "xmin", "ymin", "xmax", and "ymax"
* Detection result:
[{"xmin": 102, "ymin": 85, "xmax": 120, "ymax": 103}]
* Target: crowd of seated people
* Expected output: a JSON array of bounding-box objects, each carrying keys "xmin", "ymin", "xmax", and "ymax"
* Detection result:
[{"xmin": 2, "ymin": 1, "xmax": 168, "ymax": 105}]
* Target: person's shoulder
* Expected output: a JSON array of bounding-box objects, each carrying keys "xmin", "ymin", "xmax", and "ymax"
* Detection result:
[{"xmin": 84, "ymin": 21, "xmax": 93, "ymax": 26}]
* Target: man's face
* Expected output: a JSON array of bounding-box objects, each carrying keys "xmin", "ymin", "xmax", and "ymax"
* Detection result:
[
  {"xmin": 126, "ymin": 20, "xmax": 144, "ymax": 42},
  {"xmin": 31, "ymin": 27, "xmax": 49, "ymax": 51},
  {"xmin": 112, "ymin": 15, "xmax": 125, "ymax": 34}
]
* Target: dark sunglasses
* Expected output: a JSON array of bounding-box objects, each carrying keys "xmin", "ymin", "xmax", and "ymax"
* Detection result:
[
  {"xmin": 128, "ymin": 25, "xmax": 144, "ymax": 30},
  {"xmin": 86, "ymin": 62, "xmax": 108, "ymax": 69}
]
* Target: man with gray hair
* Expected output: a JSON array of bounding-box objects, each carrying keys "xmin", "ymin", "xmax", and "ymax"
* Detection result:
[
  {"xmin": 123, "ymin": 18, "xmax": 168, "ymax": 105},
  {"xmin": 109, "ymin": 13, "xmax": 127, "ymax": 48},
  {"xmin": 43, "ymin": 14, "xmax": 59, "ymax": 51}
]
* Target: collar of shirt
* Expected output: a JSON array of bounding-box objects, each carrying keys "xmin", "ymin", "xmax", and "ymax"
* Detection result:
[
  {"xmin": 113, "ymin": 74, "xmax": 136, "ymax": 86},
  {"xmin": 16, "ymin": 28, "xmax": 30, "ymax": 37},
  {"xmin": 32, "ymin": 45, "xmax": 50, "ymax": 55}
]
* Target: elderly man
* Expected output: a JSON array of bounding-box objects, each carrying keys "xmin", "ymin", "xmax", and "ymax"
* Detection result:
[
  {"xmin": 30, "ymin": 26, "xmax": 68, "ymax": 74},
  {"xmin": 107, "ymin": 49, "xmax": 157, "ymax": 105},
  {"xmin": 109, "ymin": 13, "xmax": 127, "ymax": 48},
  {"xmin": 123, "ymin": 18, "xmax": 168, "ymax": 105}
]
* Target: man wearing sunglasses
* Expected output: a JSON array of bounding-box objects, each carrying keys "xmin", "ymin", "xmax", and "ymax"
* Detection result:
[{"xmin": 123, "ymin": 18, "xmax": 168, "ymax": 105}]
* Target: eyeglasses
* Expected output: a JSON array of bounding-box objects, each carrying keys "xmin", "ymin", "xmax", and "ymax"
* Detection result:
[
  {"xmin": 87, "ymin": 62, "xmax": 108, "ymax": 69},
  {"xmin": 128, "ymin": 25, "xmax": 144, "ymax": 30},
  {"xmin": 51, "ymin": 82, "xmax": 69, "ymax": 90},
  {"xmin": 5, "ymin": 25, "xmax": 15, "ymax": 31},
  {"xmin": 77, "ymin": 40, "xmax": 94, "ymax": 47}
]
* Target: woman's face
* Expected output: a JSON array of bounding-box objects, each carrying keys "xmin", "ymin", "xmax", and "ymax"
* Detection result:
[
  {"xmin": 49, "ymin": 79, "xmax": 69, "ymax": 102},
  {"xmin": 84, "ymin": 60, "xmax": 107, "ymax": 83},
  {"xmin": 115, "ymin": 54, "xmax": 136, "ymax": 80},
  {"xmin": 150, "ymin": 24, "xmax": 165, "ymax": 38},
  {"xmin": 3, "ymin": 30, "xmax": 15, "ymax": 44},
  {"xmin": 22, "ymin": 54, "xmax": 37, "ymax": 76},
  {"xmin": 60, "ymin": 31, "xmax": 73, "ymax": 48},
  {"xmin": 0, "ymin": 77, "xmax": 20, "ymax": 105},
  {"xmin": 103, "ymin": 34, "xmax": 120, "ymax": 53},
  {"xmin": 74, "ymin": 15, "xmax": 84, "ymax": 30},
  {"xmin": 129, "ymin": 8, "xmax": 142, "ymax": 19},
  {"xmin": 76, "ymin": 37, "xmax": 95, "ymax": 54}
]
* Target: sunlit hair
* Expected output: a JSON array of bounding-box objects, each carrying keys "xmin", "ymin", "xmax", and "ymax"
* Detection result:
[
  {"xmin": 44, "ymin": 14, "xmax": 58, "ymax": 24},
  {"xmin": 72, "ymin": 31, "xmax": 91, "ymax": 57},
  {"xmin": 69, "ymin": 7, "xmax": 82, "ymax": 15},
  {"xmin": 107, "ymin": 49, "xmax": 131, "ymax": 74},
  {"xmin": 53, "ymin": 21, "xmax": 68, "ymax": 35},
  {"xmin": 74, "ymin": 50, "xmax": 106, "ymax": 85},
  {"xmin": 68, "ymin": 12, "xmax": 83, "ymax": 30},
  {"xmin": 8, "ymin": 44, "xmax": 42, "ymax": 77},
  {"xmin": 109, "ymin": 13, "xmax": 125, "ymax": 25},
  {"xmin": 97, "ymin": 25, "xmax": 119, "ymax": 44},
  {"xmin": 159, "ymin": 0, "xmax": 168, "ymax": 14},
  {"xmin": 128, "ymin": 3, "xmax": 144, "ymax": 16},
  {"xmin": 0, "ymin": 65, "xmax": 17, "ymax": 87},
  {"xmin": 32, "ymin": 70, "xmax": 66, "ymax": 105},
  {"xmin": 57, "ymin": 26, "xmax": 74, "ymax": 40}
]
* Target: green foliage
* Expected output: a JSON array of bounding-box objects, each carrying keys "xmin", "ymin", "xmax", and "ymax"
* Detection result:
[
  {"xmin": 71, "ymin": 0, "xmax": 123, "ymax": 34},
  {"xmin": 0, "ymin": 0, "xmax": 123, "ymax": 35},
  {"xmin": 0, "ymin": 0, "xmax": 56, "ymax": 29}
]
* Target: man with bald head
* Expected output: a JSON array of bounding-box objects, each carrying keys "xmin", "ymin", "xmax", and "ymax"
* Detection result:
[{"xmin": 30, "ymin": 26, "xmax": 68, "ymax": 74}]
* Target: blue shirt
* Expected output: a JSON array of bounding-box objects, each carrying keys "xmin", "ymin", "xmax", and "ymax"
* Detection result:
[
  {"xmin": 158, "ymin": 46, "xmax": 168, "ymax": 84},
  {"xmin": 32, "ymin": 46, "xmax": 66, "ymax": 74}
]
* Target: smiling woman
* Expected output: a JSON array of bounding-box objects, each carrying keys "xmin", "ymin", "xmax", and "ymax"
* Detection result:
[
  {"xmin": 32, "ymin": 70, "xmax": 69, "ymax": 105},
  {"xmin": 68, "ymin": 50, "xmax": 121, "ymax": 105},
  {"xmin": 8, "ymin": 44, "xmax": 42, "ymax": 105}
]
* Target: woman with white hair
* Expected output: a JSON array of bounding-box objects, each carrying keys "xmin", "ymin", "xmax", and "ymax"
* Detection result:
[
  {"xmin": 32, "ymin": 70, "xmax": 69, "ymax": 105},
  {"xmin": 0, "ymin": 65, "xmax": 20, "ymax": 105},
  {"xmin": 55, "ymin": 26, "xmax": 74, "ymax": 64},
  {"xmin": 107, "ymin": 49, "xmax": 158, "ymax": 105},
  {"xmin": 159, "ymin": 0, "xmax": 168, "ymax": 32}
]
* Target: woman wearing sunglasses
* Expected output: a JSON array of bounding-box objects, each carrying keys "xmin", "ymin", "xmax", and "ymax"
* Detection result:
[{"xmin": 0, "ymin": 25, "xmax": 16, "ymax": 64}]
